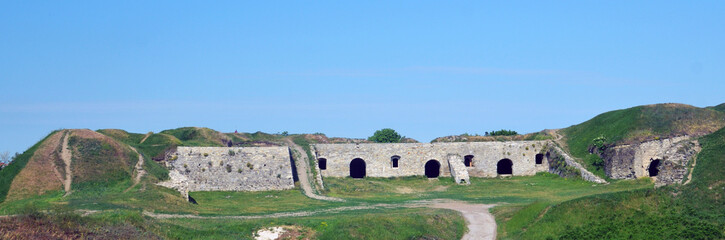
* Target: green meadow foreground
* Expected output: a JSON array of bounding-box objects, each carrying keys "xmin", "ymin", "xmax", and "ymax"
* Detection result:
[
  {"xmin": 1, "ymin": 103, "xmax": 724, "ymax": 239},
  {"xmin": 0, "ymin": 172, "xmax": 652, "ymax": 239}
]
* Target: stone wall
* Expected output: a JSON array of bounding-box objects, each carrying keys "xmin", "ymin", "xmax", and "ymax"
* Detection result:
[
  {"xmin": 163, "ymin": 146, "xmax": 295, "ymax": 192},
  {"xmin": 312, "ymin": 141, "xmax": 550, "ymax": 178},
  {"xmin": 601, "ymin": 136, "xmax": 700, "ymax": 186}
]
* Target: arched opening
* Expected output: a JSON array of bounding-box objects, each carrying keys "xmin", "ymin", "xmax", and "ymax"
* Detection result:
[
  {"xmin": 391, "ymin": 155, "xmax": 400, "ymax": 168},
  {"xmin": 350, "ymin": 158, "xmax": 366, "ymax": 178},
  {"xmin": 464, "ymin": 155, "xmax": 474, "ymax": 167},
  {"xmin": 318, "ymin": 158, "xmax": 327, "ymax": 170},
  {"xmin": 425, "ymin": 160, "xmax": 440, "ymax": 178},
  {"xmin": 648, "ymin": 159, "xmax": 661, "ymax": 177},
  {"xmin": 497, "ymin": 159, "xmax": 513, "ymax": 175},
  {"xmin": 535, "ymin": 154, "xmax": 544, "ymax": 164}
]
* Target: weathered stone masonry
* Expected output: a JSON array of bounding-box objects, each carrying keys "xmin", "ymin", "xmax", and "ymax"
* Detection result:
[
  {"xmin": 312, "ymin": 141, "xmax": 551, "ymax": 181},
  {"xmin": 160, "ymin": 138, "xmax": 697, "ymax": 197},
  {"xmin": 162, "ymin": 147, "xmax": 295, "ymax": 194}
]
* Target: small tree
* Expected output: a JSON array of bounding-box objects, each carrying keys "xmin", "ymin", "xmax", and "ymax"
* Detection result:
[
  {"xmin": 368, "ymin": 128, "xmax": 402, "ymax": 143},
  {"xmin": 0, "ymin": 151, "xmax": 9, "ymax": 164}
]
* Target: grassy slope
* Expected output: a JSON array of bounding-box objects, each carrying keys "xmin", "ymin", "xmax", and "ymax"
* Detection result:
[
  {"xmin": 154, "ymin": 208, "xmax": 465, "ymax": 240},
  {"xmin": 707, "ymin": 103, "xmax": 725, "ymax": 112},
  {"xmin": 325, "ymin": 174, "xmax": 650, "ymax": 204},
  {"xmin": 503, "ymin": 126, "xmax": 725, "ymax": 239},
  {"xmin": 0, "ymin": 131, "xmax": 58, "ymax": 203},
  {"xmin": 562, "ymin": 103, "xmax": 725, "ymax": 178}
]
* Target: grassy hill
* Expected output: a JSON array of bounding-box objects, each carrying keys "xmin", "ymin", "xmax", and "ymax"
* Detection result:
[
  {"xmin": 561, "ymin": 103, "xmax": 725, "ymax": 177},
  {"xmin": 707, "ymin": 103, "xmax": 725, "ymax": 113},
  {"xmin": 500, "ymin": 125, "xmax": 725, "ymax": 239},
  {"xmin": 0, "ymin": 130, "xmax": 138, "ymax": 203}
]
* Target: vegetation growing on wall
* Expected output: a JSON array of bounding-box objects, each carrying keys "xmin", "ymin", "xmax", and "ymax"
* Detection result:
[{"xmin": 562, "ymin": 103, "xmax": 725, "ymax": 178}]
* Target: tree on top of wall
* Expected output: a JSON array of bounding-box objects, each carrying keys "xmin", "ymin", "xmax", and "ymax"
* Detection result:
[{"xmin": 368, "ymin": 128, "xmax": 402, "ymax": 143}]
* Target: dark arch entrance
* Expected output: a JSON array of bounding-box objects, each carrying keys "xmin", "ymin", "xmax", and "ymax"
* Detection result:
[
  {"xmin": 535, "ymin": 154, "xmax": 544, "ymax": 164},
  {"xmin": 318, "ymin": 158, "xmax": 327, "ymax": 170},
  {"xmin": 464, "ymin": 155, "xmax": 474, "ymax": 167},
  {"xmin": 648, "ymin": 159, "xmax": 661, "ymax": 177},
  {"xmin": 350, "ymin": 158, "xmax": 366, "ymax": 178},
  {"xmin": 497, "ymin": 159, "xmax": 513, "ymax": 175},
  {"xmin": 391, "ymin": 155, "xmax": 400, "ymax": 168},
  {"xmin": 425, "ymin": 160, "xmax": 441, "ymax": 178}
]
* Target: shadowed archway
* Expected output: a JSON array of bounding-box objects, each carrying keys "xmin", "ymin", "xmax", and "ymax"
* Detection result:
[
  {"xmin": 497, "ymin": 159, "xmax": 513, "ymax": 175},
  {"xmin": 350, "ymin": 158, "xmax": 366, "ymax": 178},
  {"xmin": 425, "ymin": 160, "xmax": 441, "ymax": 178},
  {"xmin": 648, "ymin": 159, "xmax": 661, "ymax": 177},
  {"xmin": 318, "ymin": 158, "xmax": 327, "ymax": 170},
  {"xmin": 535, "ymin": 154, "xmax": 544, "ymax": 164},
  {"xmin": 464, "ymin": 155, "xmax": 474, "ymax": 167}
]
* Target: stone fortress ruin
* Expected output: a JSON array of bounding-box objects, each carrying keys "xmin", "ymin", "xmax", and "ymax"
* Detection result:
[{"xmin": 159, "ymin": 137, "xmax": 699, "ymax": 196}]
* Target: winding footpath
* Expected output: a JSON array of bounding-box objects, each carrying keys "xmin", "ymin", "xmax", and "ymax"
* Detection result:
[{"xmin": 124, "ymin": 146, "xmax": 147, "ymax": 192}]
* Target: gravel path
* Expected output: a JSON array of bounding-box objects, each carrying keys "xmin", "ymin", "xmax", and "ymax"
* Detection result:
[
  {"xmin": 430, "ymin": 201, "xmax": 497, "ymax": 240},
  {"xmin": 284, "ymin": 138, "xmax": 344, "ymax": 202}
]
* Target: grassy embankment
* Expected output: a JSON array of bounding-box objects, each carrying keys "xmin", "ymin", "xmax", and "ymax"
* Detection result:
[
  {"xmin": 497, "ymin": 126, "xmax": 725, "ymax": 239},
  {"xmin": 562, "ymin": 103, "xmax": 725, "ymax": 179}
]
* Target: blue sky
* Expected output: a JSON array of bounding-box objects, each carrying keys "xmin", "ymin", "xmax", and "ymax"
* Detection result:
[{"xmin": 1, "ymin": 1, "xmax": 724, "ymax": 154}]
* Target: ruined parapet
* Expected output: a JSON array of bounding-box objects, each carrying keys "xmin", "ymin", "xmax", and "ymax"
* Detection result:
[
  {"xmin": 600, "ymin": 136, "xmax": 699, "ymax": 186},
  {"xmin": 548, "ymin": 145, "xmax": 608, "ymax": 184},
  {"xmin": 447, "ymin": 154, "xmax": 470, "ymax": 184},
  {"xmin": 159, "ymin": 146, "xmax": 295, "ymax": 193}
]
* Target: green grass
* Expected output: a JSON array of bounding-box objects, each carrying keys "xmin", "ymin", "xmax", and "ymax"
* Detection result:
[
  {"xmin": 325, "ymin": 173, "xmax": 651, "ymax": 204},
  {"xmin": 562, "ymin": 104, "xmax": 725, "ymax": 178},
  {"xmin": 707, "ymin": 102, "xmax": 725, "ymax": 112},
  {"xmin": 153, "ymin": 207, "xmax": 465, "ymax": 240},
  {"xmin": 496, "ymin": 126, "xmax": 725, "ymax": 239},
  {"xmin": 0, "ymin": 131, "xmax": 58, "ymax": 203},
  {"xmin": 186, "ymin": 190, "xmax": 348, "ymax": 216}
]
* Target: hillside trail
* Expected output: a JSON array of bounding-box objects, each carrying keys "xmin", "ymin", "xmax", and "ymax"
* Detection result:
[
  {"xmin": 124, "ymin": 146, "xmax": 146, "ymax": 192},
  {"xmin": 61, "ymin": 133, "xmax": 73, "ymax": 197},
  {"xmin": 683, "ymin": 154, "xmax": 698, "ymax": 185},
  {"xmin": 139, "ymin": 132, "xmax": 152, "ymax": 144},
  {"xmin": 283, "ymin": 138, "xmax": 344, "ymax": 202}
]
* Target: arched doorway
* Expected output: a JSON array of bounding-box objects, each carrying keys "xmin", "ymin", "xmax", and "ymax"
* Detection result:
[
  {"xmin": 535, "ymin": 154, "xmax": 544, "ymax": 164},
  {"xmin": 318, "ymin": 158, "xmax": 327, "ymax": 170},
  {"xmin": 350, "ymin": 158, "xmax": 366, "ymax": 178},
  {"xmin": 497, "ymin": 159, "xmax": 513, "ymax": 175},
  {"xmin": 425, "ymin": 160, "xmax": 440, "ymax": 178},
  {"xmin": 648, "ymin": 159, "xmax": 661, "ymax": 177},
  {"xmin": 464, "ymin": 155, "xmax": 474, "ymax": 167}
]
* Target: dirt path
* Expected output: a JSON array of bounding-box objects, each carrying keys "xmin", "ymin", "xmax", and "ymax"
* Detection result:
[
  {"xmin": 283, "ymin": 138, "xmax": 344, "ymax": 202},
  {"xmin": 430, "ymin": 201, "xmax": 497, "ymax": 240},
  {"xmin": 139, "ymin": 132, "xmax": 152, "ymax": 144},
  {"xmin": 61, "ymin": 133, "xmax": 73, "ymax": 197},
  {"xmin": 684, "ymin": 155, "xmax": 697, "ymax": 185},
  {"xmin": 125, "ymin": 147, "xmax": 146, "ymax": 192}
]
